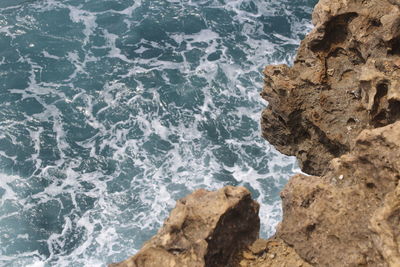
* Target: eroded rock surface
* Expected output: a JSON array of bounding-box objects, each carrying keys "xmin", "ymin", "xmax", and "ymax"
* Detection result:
[
  {"xmin": 111, "ymin": 1, "xmax": 400, "ymax": 267},
  {"xmin": 261, "ymin": 0, "xmax": 400, "ymax": 266},
  {"xmin": 236, "ymin": 238, "xmax": 311, "ymax": 267},
  {"xmin": 109, "ymin": 186, "xmax": 260, "ymax": 267},
  {"xmin": 277, "ymin": 122, "xmax": 400, "ymax": 266},
  {"xmin": 261, "ymin": 0, "xmax": 400, "ymax": 175}
]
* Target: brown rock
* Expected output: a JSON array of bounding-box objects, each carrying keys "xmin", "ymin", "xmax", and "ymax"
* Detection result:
[
  {"xmin": 261, "ymin": 0, "xmax": 400, "ymax": 266},
  {"xmin": 237, "ymin": 238, "xmax": 311, "ymax": 267},
  {"xmin": 109, "ymin": 186, "xmax": 260, "ymax": 267},
  {"xmin": 110, "ymin": 1, "xmax": 400, "ymax": 267},
  {"xmin": 277, "ymin": 122, "xmax": 400, "ymax": 266},
  {"xmin": 248, "ymin": 239, "xmax": 268, "ymax": 256},
  {"xmin": 261, "ymin": 0, "xmax": 400, "ymax": 175}
]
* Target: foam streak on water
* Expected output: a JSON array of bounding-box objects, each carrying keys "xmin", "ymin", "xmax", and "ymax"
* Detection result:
[{"xmin": 0, "ymin": 0, "xmax": 316, "ymax": 265}]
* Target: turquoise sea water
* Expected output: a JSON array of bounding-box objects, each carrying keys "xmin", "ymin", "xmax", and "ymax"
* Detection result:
[{"xmin": 0, "ymin": 0, "xmax": 317, "ymax": 266}]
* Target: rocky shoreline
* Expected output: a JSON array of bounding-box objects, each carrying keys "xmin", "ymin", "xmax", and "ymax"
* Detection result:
[{"xmin": 110, "ymin": 0, "xmax": 400, "ymax": 266}]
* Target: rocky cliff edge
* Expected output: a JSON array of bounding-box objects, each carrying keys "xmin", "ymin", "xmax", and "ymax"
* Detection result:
[
  {"xmin": 262, "ymin": 0, "xmax": 400, "ymax": 265},
  {"xmin": 110, "ymin": 0, "xmax": 400, "ymax": 266}
]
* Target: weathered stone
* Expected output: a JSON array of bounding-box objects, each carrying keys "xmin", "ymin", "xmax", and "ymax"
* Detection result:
[
  {"xmin": 109, "ymin": 186, "xmax": 260, "ymax": 267},
  {"xmin": 236, "ymin": 238, "xmax": 311, "ymax": 267},
  {"xmin": 261, "ymin": 0, "xmax": 400, "ymax": 266},
  {"xmin": 277, "ymin": 122, "xmax": 400, "ymax": 266},
  {"xmin": 261, "ymin": 0, "xmax": 400, "ymax": 175},
  {"xmin": 248, "ymin": 239, "xmax": 268, "ymax": 255},
  {"xmin": 110, "ymin": 1, "xmax": 400, "ymax": 267}
]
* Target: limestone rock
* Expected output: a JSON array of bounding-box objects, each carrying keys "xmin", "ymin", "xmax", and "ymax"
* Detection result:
[
  {"xmin": 261, "ymin": 0, "xmax": 400, "ymax": 266},
  {"xmin": 111, "ymin": 1, "xmax": 400, "ymax": 266},
  {"xmin": 261, "ymin": 0, "xmax": 400, "ymax": 175},
  {"xmin": 109, "ymin": 186, "xmax": 260, "ymax": 267},
  {"xmin": 276, "ymin": 122, "xmax": 400, "ymax": 266},
  {"xmin": 236, "ymin": 238, "xmax": 311, "ymax": 267}
]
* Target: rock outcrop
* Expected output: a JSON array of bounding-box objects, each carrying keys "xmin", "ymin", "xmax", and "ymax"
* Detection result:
[
  {"xmin": 109, "ymin": 187, "xmax": 311, "ymax": 267},
  {"xmin": 261, "ymin": 0, "xmax": 400, "ymax": 176},
  {"xmin": 112, "ymin": 0, "xmax": 400, "ymax": 266},
  {"xmin": 110, "ymin": 186, "xmax": 260, "ymax": 267},
  {"xmin": 261, "ymin": 0, "xmax": 400, "ymax": 266},
  {"xmin": 277, "ymin": 122, "xmax": 400, "ymax": 266}
]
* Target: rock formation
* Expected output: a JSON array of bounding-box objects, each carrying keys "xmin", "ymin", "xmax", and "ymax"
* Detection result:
[
  {"xmin": 111, "ymin": 0, "xmax": 400, "ymax": 266},
  {"xmin": 261, "ymin": 0, "xmax": 400, "ymax": 176},
  {"xmin": 110, "ymin": 186, "xmax": 260, "ymax": 267},
  {"xmin": 261, "ymin": 0, "xmax": 400, "ymax": 266},
  {"xmin": 277, "ymin": 122, "xmax": 400, "ymax": 266},
  {"xmin": 235, "ymin": 237, "xmax": 311, "ymax": 267}
]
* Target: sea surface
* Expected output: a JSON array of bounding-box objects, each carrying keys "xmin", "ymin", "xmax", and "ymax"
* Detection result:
[{"xmin": 0, "ymin": 0, "xmax": 317, "ymax": 266}]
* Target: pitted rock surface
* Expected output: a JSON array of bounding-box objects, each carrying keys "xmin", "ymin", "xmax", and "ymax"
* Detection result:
[
  {"xmin": 261, "ymin": 1, "xmax": 400, "ymax": 265},
  {"xmin": 261, "ymin": 0, "xmax": 400, "ymax": 175},
  {"xmin": 110, "ymin": 1, "xmax": 400, "ymax": 267},
  {"xmin": 277, "ymin": 122, "xmax": 400, "ymax": 266}
]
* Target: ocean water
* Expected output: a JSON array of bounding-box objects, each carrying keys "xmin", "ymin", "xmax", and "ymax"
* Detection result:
[{"xmin": 0, "ymin": 0, "xmax": 317, "ymax": 266}]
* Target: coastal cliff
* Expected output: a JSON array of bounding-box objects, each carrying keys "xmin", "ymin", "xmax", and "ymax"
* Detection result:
[
  {"xmin": 110, "ymin": 0, "xmax": 400, "ymax": 266},
  {"xmin": 262, "ymin": 0, "xmax": 400, "ymax": 176},
  {"xmin": 262, "ymin": 0, "xmax": 400, "ymax": 265},
  {"xmin": 110, "ymin": 186, "xmax": 260, "ymax": 267}
]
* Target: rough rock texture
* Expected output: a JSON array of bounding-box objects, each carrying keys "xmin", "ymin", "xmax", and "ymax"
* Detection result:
[
  {"xmin": 109, "ymin": 186, "xmax": 260, "ymax": 267},
  {"xmin": 277, "ymin": 122, "xmax": 400, "ymax": 266},
  {"xmin": 236, "ymin": 238, "xmax": 311, "ymax": 267},
  {"xmin": 112, "ymin": 1, "xmax": 400, "ymax": 267},
  {"xmin": 261, "ymin": 0, "xmax": 400, "ymax": 266},
  {"xmin": 261, "ymin": 0, "xmax": 400, "ymax": 175}
]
